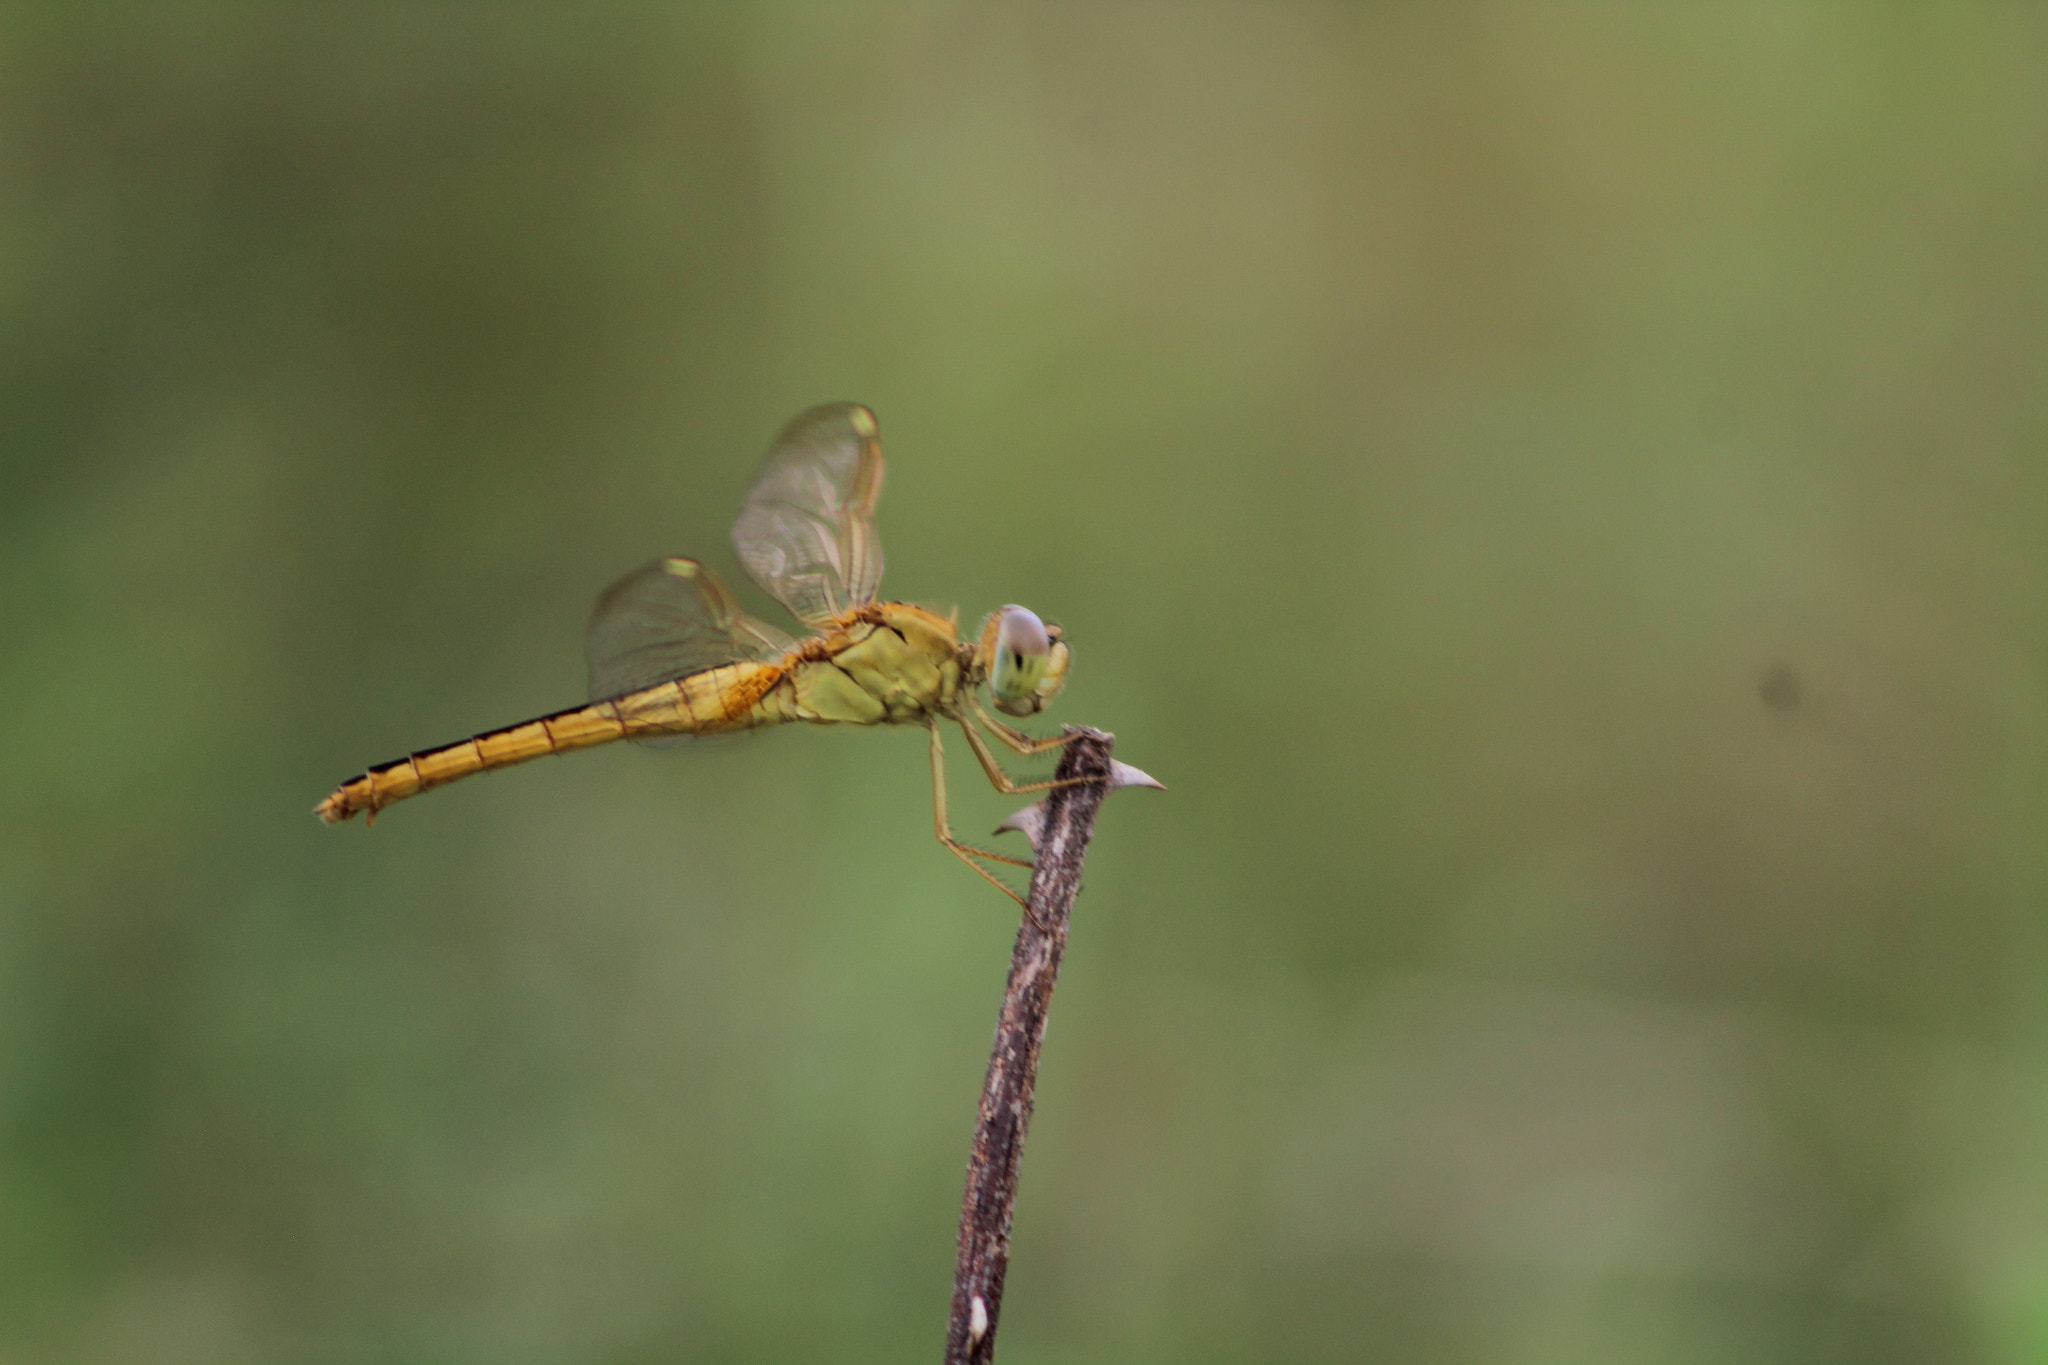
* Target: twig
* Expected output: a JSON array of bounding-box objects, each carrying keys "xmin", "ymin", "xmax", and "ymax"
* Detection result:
[{"xmin": 943, "ymin": 727, "xmax": 1118, "ymax": 1364}]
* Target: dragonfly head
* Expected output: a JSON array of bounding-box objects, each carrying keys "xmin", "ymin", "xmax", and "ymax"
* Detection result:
[{"xmin": 981, "ymin": 605, "xmax": 1070, "ymax": 717}]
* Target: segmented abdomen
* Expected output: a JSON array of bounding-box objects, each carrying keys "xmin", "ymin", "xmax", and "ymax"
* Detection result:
[{"xmin": 314, "ymin": 660, "xmax": 792, "ymax": 824}]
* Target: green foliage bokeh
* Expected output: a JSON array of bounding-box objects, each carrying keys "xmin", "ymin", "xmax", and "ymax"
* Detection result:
[{"xmin": 3, "ymin": 6, "xmax": 2046, "ymax": 1362}]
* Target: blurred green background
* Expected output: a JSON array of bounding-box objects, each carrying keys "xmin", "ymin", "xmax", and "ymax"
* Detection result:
[{"xmin": 4, "ymin": 6, "xmax": 2046, "ymax": 1362}]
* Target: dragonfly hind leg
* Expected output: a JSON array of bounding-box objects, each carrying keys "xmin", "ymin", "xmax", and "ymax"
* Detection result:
[{"xmin": 927, "ymin": 720, "xmax": 1034, "ymax": 909}]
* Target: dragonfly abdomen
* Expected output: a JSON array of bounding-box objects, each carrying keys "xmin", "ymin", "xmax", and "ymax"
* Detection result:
[{"xmin": 314, "ymin": 660, "xmax": 791, "ymax": 824}]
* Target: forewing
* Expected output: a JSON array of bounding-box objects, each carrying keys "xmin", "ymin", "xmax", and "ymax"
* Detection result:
[
  {"xmin": 731, "ymin": 402, "xmax": 885, "ymax": 628},
  {"xmin": 585, "ymin": 557, "xmax": 798, "ymax": 703}
]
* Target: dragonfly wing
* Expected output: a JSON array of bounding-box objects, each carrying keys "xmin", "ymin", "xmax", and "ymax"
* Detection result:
[
  {"xmin": 586, "ymin": 557, "xmax": 798, "ymax": 703},
  {"xmin": 731, "ymin": 403, "xmax": 885, "ymax": 629}
]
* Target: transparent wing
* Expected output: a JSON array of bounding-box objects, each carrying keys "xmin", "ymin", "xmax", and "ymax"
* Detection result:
[
  {"xmin": 731, "ymin": 402, "xmax": 886, "ymax": 628},
  {"xmin": 586, "ymin": 557, "xmax": 798, "ymax": 702}
]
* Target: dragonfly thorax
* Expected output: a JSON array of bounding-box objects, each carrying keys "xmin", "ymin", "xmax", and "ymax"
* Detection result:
[{"xmin": 783, "ymin": 602, "xmax": 965, "ymax": 726}]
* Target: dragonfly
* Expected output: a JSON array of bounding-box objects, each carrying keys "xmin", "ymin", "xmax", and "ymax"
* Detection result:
[{"xmin": 316, "ymin": 403, "xmax": 1083, "ymax": 902}]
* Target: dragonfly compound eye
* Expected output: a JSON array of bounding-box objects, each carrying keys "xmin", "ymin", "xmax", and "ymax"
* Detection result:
[{"xmin": 990, "ymin": 605, "xmax": 1054, "ymax": 716}]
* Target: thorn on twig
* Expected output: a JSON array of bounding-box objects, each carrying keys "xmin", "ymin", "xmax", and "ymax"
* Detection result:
[{"xmin": 993, "ymin": 759, "xmax": 1164, "ymax": 851}]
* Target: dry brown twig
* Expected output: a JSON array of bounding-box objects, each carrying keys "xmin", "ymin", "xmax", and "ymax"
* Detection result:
[{"xmin": 944, "ymin": 726, "xmax": 1161, "ymax": 1364}]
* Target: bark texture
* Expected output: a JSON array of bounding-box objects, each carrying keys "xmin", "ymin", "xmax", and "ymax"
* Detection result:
[{"xmin": 943, "ymin": 727, "xmax": 1116, "ymax": 1365}]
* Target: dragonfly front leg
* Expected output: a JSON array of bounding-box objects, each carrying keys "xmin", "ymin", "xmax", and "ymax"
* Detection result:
[
  {"xmin": 957, "ymin": 713, "xmax": 1095, "ymax": 798},
  {"xmin": 968, "ymin": 692, "xmax": 1079, "ymax": 757},
  {"xmin": 927, "ymin": 720, "xmax": 1035, "ymax": 908}
]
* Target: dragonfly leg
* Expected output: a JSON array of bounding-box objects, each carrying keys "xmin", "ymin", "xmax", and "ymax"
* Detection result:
[
  {"xmin": 927, "ymin": 721, "xmax": 1036, "ymax": 910},
  {"xmin": 958, "ymin": 713, "xmax": 1095, "ymax": 798},
  {"xmin": 967, "ymin": 693, "xmax": 1079, "ymax": 757}
]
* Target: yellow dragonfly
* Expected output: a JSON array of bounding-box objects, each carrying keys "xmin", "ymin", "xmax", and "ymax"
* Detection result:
[{"xmin": 316, "ymin": 403, "xmax": 1081, "ymax": 901}]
